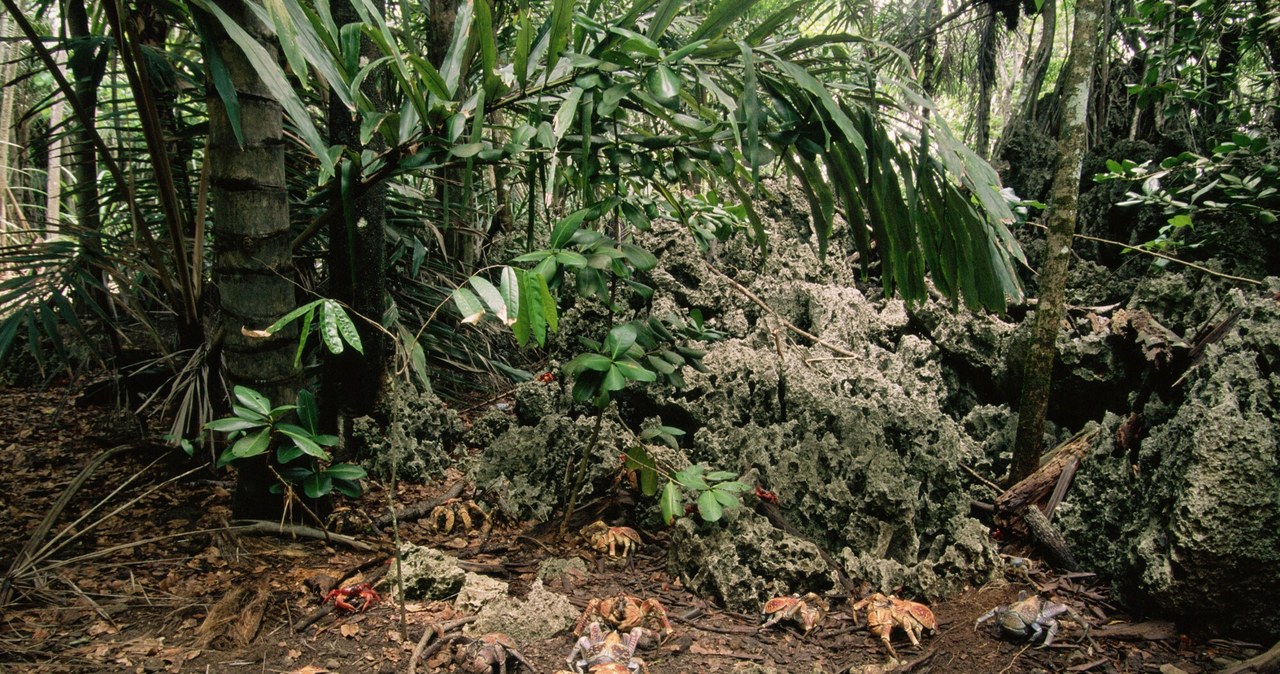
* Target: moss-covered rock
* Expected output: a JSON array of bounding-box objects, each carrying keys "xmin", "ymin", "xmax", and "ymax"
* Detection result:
[{"xmin": 1058, "ymin": 283, "xmax": 1280, "ymax": 640}]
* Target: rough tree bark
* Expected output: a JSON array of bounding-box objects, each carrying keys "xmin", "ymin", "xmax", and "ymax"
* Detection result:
[
  {"xmin": 203, "ymin": 0, "xmax": 301, "ymax": 518},
  {"xmin": 325, "ymin": 0, "xmax": 389, "ymax": 419},
  {"xmin": 1010, "ymin": 0, "xmax": 1104, "ymax": 482}
]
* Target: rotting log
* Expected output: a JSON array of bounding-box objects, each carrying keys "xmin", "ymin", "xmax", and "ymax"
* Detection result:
[
  {"xmin": 996, "ymin": 426, "xmax": 1099, "ymax": 517},
  {"xmin": 995, "ymin": 427, "xmax": 1099, "ymax": 570}
]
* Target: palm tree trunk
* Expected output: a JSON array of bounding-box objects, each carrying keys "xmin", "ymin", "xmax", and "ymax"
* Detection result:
[
  {"xmin": 203, "ymin": 0, "xmax": 301, "ymax": 518},
  {"xmin": 1010, "ymin": 0, "xmax": 1105, "ymax": 482}
]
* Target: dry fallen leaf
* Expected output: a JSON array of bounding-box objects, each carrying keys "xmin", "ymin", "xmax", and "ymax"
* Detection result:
[
  {"xmin": 340, "ymin": 622, "xmax": 360, "ymax": 638},
  {"xmin": 290, "ymin": 667, "xmax": 330, "ymax": 674}
]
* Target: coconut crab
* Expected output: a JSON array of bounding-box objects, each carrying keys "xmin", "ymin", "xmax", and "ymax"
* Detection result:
[
  {"xmin": 851, "ymin": 592, "xmax": 936, "ymax": 658},
  {"xmin": 759, "ymin": 592, "xmax": 829, "ymax": 635},
  {"xmin": 432, "ymin": 498, "xmax": 491, "ymax": 535},
  {"xmin": 976, "ymin": 591, "xmax": 1085, "ymax": 646},
  {"xmin": 565, "ymin": 622, "xmax": 649, "ymax": 674},
  {"xmin": 582, "ymin": 521, "xmax": 642, "ymax": 558},
  {"xmin": 573, "ymin": 595, "xmax": 673, "ymax": 639},
  {"xmin": 455, "ymin": 632, "xmax": 535, "ymax": 674},
  {"xmin": 323, "ymin": 582, "xmax": 381, "ymax": 613}
]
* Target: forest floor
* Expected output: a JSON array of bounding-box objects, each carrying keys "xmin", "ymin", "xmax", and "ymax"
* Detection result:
[{"xmin": 0, "ymin": 385, "xmax": 1267, "ymax": 674}]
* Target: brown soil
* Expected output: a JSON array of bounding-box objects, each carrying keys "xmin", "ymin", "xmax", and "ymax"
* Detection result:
[{"xmin": 0, "ymin": 386, "xmax": 1262, "ymax": 673}]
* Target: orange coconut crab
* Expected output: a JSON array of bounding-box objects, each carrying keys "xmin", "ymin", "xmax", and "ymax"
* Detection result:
[
  {"xmin": 759, "ymin": 592, "xmax": 829, "ymax": 635},
  {"xmin": 582, "ymin": 521, "xmax": 643, "ymax": 558},
  {"xmin": 851, "ymin": 592, "xmax": 937, "ymax": 658},
  {"xmin": 573, "ymin": 594, "xmax": 674, "ymax": 640}
]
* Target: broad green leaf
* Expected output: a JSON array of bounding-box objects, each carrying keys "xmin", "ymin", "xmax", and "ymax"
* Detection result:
[
  {"xmin": 319, "ymin": 302, "xmax": 345, "ymax": 354},
  {"xmin": 233, "ymin": 386, "xmax": 272, "ymax": 416},
  {"xmin": 327, "ymin": 300, "xmax": 364, "ymax": 354},
  {"xmin": 514, "ymin": 9, "xmax": 532, "ymax": 88},
  {"xmin": 605, "ymin": 323, "xmax": 638, "ymax": 358},
  {"xmin": 602, "ymin": 364, "xmax": 627, "ymax": 392},
  {"xmin": 469, "ymin": 276, "xmax": 510, "ymax": 324},
  {"xmin": 439, "ymin": 0, "xmax": 473, "ymax": 97},
  {"xmin": 265, "ymin": 299, "xmax": 323, "ymax": 333},
  {"xmin": 711, "ymin": 488, "xmax": 739, "ymax": 508},
  {"xmin": 325, "ymin": 463, "xmax": 367, "ymax": 480},
  {"xmin": 564, "ymin": 353, "xmax": 613, "ymax": 373},
  {"xmin": 297, "ymin": 389, "xmax": 319, "ymax": 434},
  {"xmin": 277, "ymin": 445, "xmax": 304, "ymax": 464},
  {"xmin": 278, "ymin": 425, "xmax": 329, "ymax": 460},
  {"xmin": 697, "ymin": 490, "xmax": 724, "ymax": 521},
  {"xmin": 707, "ymin": 470, "xmax": 738, "ymax": 481},
  {"xmin": 660, "ymin": 480, "xmax": 681, "ymax": 525},
  {"xmin": 452, "ymin": 286, "xmax": 486, "ymax": 324},
  {"xmin": 332, "ymin": 479, "xmax": 363, "ymax": 498},
  {"xmin": 613, "ymin": 358, "xmax": 657, "ymax": 382},
  {"xmin": 500, "ymin": 266, "xmax": 520, "ymax": 320},
  {"xmin": 619, "ymin": 201, "xmax": 651, "ymax": 231},
  {"xmin": 303, "ymin": 472, "xmax": 332, "ymax": 499},
  {"xmin": 717, "ymin": 480, "xmax": 752, "ymax": 493},
  {"xmin": 647, "ymin": 0, "xmax": 682, "ymax": 39},
  {"xmin": 205, "ymin": 417, "xmax": 267, "ymax": 432},
  {"xmin": 231, "ymin": 428, "xmax": 271, "ymax": 458},
  {"xmin": 647, "ymin": 64, "xmax": 681, "ymax": 107},
  {"xmin": 546, "ymin": 0, "xmax": 575, "ymax": 72}
]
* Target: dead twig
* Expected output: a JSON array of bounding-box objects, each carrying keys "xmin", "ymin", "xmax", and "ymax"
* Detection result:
[
  {"xmin": 230, "ymin": 520, "xmax": 378, "ymax": 551},
  {"xmin": 377, "ymin": 480, "xmax": 465, "ymax": 527}
]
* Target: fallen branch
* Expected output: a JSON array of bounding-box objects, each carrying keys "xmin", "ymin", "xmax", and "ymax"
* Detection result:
[
  {"xmin": 230, "ymin": 520, "xmax": 377, "ymax": 551},
  {"xmin": 377, "ymin": 480, "xmax": 465, "ymax": 527},
  {"xmin": 1022, "ymin": 506, "xmax": 1079, "ymax": 571},
  {"xmin": 1220, "ymin": 640, "xmax": 1280, "ymax": 673}
]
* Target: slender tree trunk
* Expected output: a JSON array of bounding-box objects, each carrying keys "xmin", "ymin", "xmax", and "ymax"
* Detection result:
[
  {"xmin": 65, "ymin": 0, "xmax": 109, "ymax": 319},
  {"xmin": 326, "ymin": 0, "xmax": 389, "ymax": 419},
  {"xmin": 45, "ymin": 100, "xmax": 62, "ymax": 233},
  {"xmin": 1020, "ymin": 0, "xmax": 1056, "ymax": 125},
  {"xmin": 0, "ymin": 10, "xmax": 19, "ymax": 236},
  {"xmin": 974, "ymin": 4, "xmax": 1000, "ymax": 159},
  {"xmin": 203, "ymin": 0, "xmax": 301, "ymax": 519},
  {"xmin": 1010, "ymin": 0, "xmax": 1104, "ymax": 482}
]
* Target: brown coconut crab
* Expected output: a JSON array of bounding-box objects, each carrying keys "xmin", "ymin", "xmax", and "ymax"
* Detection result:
[
  {"xmin": 975, "ymin": 591, "xmax": 1086, "ymax": 646},
  {"xmin": 582, "ymin": 521, "xmax": 643, "ymax": 558},
  {"xmin": 759, "ymin": 592, "xmax": 829, "ymax": 635},
  {"xmin": 573, "ymin": 595, "xmax": 673, "ymax": 639},
  {"xmin": 455, "ymin": 632, "xmax": 535, "ymax": 674},
  {"xmin": 566, "ymin": 622, "xmax": 649, "ymax": 674},
  {"xmin": 851, "ymin": 592, "xmax": 937, "ymax": 658}
]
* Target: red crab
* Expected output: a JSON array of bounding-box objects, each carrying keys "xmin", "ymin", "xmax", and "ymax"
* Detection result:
[
  {"xmin": 754, "ymin": 485, "xmax": 779, "ymax": 504},
  {"xmin": 324, "ymin": 582, "xmax": 381, "ymax": 613}
]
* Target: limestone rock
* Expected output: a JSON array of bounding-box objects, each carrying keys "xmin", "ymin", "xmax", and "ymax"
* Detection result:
[
  {"xmin": 397, "ymin": 544, "xmax": 465, "ymax": 600},
  {"xmin": 1058, "ymin": 284, "xmax": 1280, "ymax": 640},
  {"xmin": 454, "ymin": 572, "xmax": 509, "ymax": 614},
  {"xmin": 667, "ymin": 509, "xmax": 839, "ymax": 612},
  {"xmin": 466, "ymin": 580, "xmax": 578, "ymax": 642}
]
